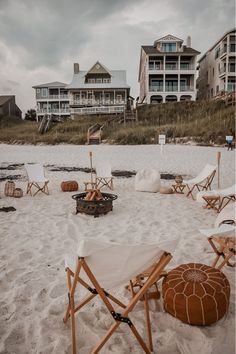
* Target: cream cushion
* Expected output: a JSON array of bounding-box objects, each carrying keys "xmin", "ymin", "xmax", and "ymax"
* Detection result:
[{"xmin": 135, "ymin": 169, "xmax": 160, "ymax": 193}]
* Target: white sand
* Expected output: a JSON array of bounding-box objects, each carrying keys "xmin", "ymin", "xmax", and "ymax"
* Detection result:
[{"xmin": 0, "ymin": 144, "xmax": 235, "ymax": 354}]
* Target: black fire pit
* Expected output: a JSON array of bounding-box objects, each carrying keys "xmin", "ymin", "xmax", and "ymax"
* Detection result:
[{"xmin": 72, "ymin": 192, "xmax": 118, "ymax": 217}]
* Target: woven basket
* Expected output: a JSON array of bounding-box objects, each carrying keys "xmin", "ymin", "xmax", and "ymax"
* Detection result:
[
  {"xmin": 4, "ymin": 181, "xmax": 15, "ymax": 197},
  {"xmin": 13, "ymin": 188, "xmax": 23, "ymax": 198},
  {"xmin": 61, "ymin": 181, "xmax": 79, "ymax": 192}
]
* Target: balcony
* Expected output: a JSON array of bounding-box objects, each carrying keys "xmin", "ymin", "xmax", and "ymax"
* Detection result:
[
  {"xmin": 220, "ymin": 46, "xmax": 227, "ymax": 57},
  {"xmin": 37, "ymin": 94, "xmax": 69, "ymax": 100},
  {"xmin": 37, "ymin": 108, "xmax": 70, "ymax": 114},
  {"xmin": 225, "ymin": 83, "xmax": 236, "ymax": 92},
  {"xmin": 149, "ymin": 86, "xmax": 163, "ymax": 92},
  {"xmin": 149, "ymin": 85, "xmax": 194, "ymax": 92},
  {"xmin": 149, "ymin": 63, "xmax": 195, "ymax": 71},
  {"xmin": 70, "ymin": 99, "xmax": 126, "ymax": 106}
]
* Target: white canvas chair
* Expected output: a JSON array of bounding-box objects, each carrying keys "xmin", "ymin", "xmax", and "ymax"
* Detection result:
[
  {"xmin": 183, "ymin": 163, "xmax": 217, "ymax": 200},
  {"xmin": 64, "ymin": 238, "xmax": 177, "ymax": 354},
  {"xmin": 25, "ymin": 163, "xmax": 49, "ymax": 196},
  {"xmin": 201, "ymin": 184, "xmax": 236, "ymax": 212},
  {"xmin": 95, "ymin": 161, "xmax": 114, "ymax": 190},
  {"xmin": 200, "ymin": 224, "xmax": 236, "ymax": 270}
]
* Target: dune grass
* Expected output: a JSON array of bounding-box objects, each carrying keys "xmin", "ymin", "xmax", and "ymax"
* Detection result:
[{"xmin": 0, "ymin": 100, "xmax": 234, "ymax": 145}]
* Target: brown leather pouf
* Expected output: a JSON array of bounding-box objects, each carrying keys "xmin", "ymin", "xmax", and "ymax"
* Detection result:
[
  {"xmin": 159, "ymin": 186, "xmax": 174, "ymax": 194},
  {"xmin": 61, "ymin": 181, "xmax": 79, "ymax": 192},
  {"xmin": 162, "ymin": 263, "xmax": 230, "ymax": 325}
]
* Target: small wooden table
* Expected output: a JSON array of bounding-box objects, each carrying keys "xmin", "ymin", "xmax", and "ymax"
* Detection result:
[
  {"xmin": 84, "ymin": 181, "xmax": 97, "ymax": 191},
  {"xmin": 172, "ymin": 183, "xmax": 186, "ymax": 194}
]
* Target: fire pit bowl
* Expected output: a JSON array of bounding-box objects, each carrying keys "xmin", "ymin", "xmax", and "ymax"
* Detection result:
[{"xmin": 72, "ymin": 192, "xmax": 118, "ymax": 217}]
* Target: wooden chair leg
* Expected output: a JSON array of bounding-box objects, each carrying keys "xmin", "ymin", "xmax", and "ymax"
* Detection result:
[{"xmin": 144, "ymin": 292, "xmax": 153, "ymax": 352}]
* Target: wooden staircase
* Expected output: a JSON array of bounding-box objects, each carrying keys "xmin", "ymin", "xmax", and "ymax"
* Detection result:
[
  {"xmin": 86, "ymin": 109, "xmax": 138, "ymax": 144},
  {"xmin": 38, "ymin": 114, "xmax": 53, "ymax": 134}
]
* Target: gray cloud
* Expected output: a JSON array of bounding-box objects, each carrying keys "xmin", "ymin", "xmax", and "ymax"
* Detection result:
[{"xmin": 0, "ymin": 0, "xmax": 234, "ymax": 112}]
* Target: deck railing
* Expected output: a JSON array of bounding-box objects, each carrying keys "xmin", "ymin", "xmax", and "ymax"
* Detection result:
[
  {"xmin": 71, "ymin": 105, "xmax": 125, "ymax": 115},
  {"xmin": 37, "ymin": 108, "xmax": 70, "ymax": 114},
  {"xmin": 70, "ymin": 99, "xmax": 126, "ymax": 105}
]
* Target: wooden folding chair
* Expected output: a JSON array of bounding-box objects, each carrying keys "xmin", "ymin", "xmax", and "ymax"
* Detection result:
[
  {"xmin": 63, "ymin": 240, "xmax": 173, "ymax": 354},
  {"xmin": 200, "ymin": 223, "xmax": 236, "ymax": 270},
  {"xmin": 95, "ymin": 161, "xmax": 114, "ymax": 190},
  {"xmin": 25, "ymin": 163, "xmax": 49, "ymax": 196},
  {"xmin": 208, "ymin": 235, "xmax": 236, "ymax": 269},
  {"xmin": 183, "ymin": 164, "xmax": 217, "ymax": 200}
]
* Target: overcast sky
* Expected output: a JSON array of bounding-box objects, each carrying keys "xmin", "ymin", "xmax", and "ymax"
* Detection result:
[{"xmin": 0, "ymin": 0, "xmax": 234, "ymax": 114}]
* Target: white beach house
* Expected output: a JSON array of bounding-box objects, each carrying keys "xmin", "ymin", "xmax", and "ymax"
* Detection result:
[{"xmin": 138, "ymin": 34, "xmax": 200, "ymax": 104}]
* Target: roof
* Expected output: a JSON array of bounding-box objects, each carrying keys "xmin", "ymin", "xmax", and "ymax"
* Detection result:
[
  {"xmin": 32, "ymin": 81, "xmax": 68, "ymax": 89},
  {"xmin": 0, "ymin": 95, "xmax": 14, "ymax": 106},
  {"xmin": 198, "ymin": 28, "xmax": 236, "ymax": 63},
  {"xmin": 86, "ymin": 61, "xmax": 111, "ymax": 75},
  {"xmin": 154, "ymin": 34, "xmax": 184, "ymax": 46},
  {"xmin": 141, "ymin": 45, "xmax": 200, "ymax": 55},
  {"xmin": 66, "ymin": 70, "xmax": 130, "ymax": 89}
]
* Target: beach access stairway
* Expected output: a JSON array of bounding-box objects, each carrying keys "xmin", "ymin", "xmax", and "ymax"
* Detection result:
[
  {"xmin": 86, "ymin": 110, "xmax": 138, "ymax": 144},
  {"xmin": 38, "ymin": 114, "xmax": 53, "ymax": 134}
]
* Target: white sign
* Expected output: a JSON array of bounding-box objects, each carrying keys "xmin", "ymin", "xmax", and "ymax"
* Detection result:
[
  {"xmin": 158, "ymin": 134, "xmax": 166, "ymax": 145},
  {"xmin": 226, "ymin": 136, "xmax": 233, "ymax": 142}
]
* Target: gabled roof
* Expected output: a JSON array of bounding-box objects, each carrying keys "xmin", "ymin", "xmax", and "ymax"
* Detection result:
[
  {"xmin": 86, "ymin": 61, "xmax": 111, "ymax": 76},
  {"xmin": 154, "ymin": 34, "xmax": 183, "ymax": 46},
  {"xmin": 0, "ymin": 95, "xmax": 14, "ymax": 106},
  {"xmin": 32, "ymin": 81, "xmax": 68, "ymax": 89},
  {"xmin": 66, "ymin": 62, "xmax": 130, "ymax": 89},
  {"xmin": 141, "ymin": 45, "xmax": 200, "ymax": 55}
]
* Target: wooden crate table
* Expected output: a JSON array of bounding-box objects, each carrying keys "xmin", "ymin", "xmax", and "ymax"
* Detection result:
[
  {"xmin": 172, "ymin": 183, "xmax": 186, "ymax": 194},
  {"xmin": 202, "ymin": 195, "xmax": 220, "ymax": 211}
]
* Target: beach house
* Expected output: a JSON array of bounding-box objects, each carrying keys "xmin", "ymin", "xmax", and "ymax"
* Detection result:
[
  {"xmin": 67, "ymin": 61, "xmax": 132, "ymax": 118},
  {"xmin": 33, "ymin": 61, "xmax": 132, "ymax": 121},
  {"xmin": 0, "ymin": 95, "xmax": 22, "ymax": 119},
  {"xmin": 32, "ymin": 82, "xmax": 70, "ymax": 122},
  {"xmin": 138, "ymin": 35, "xmax": 200, "ymax": 104},
  {"xmin": 197, "ymin": 28, "xmax": 236, "ymax": 99}
]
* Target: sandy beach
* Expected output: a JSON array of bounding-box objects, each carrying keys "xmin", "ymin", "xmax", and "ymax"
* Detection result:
[{"xmin": 0, "ymin": 143, "xmax": 235, "ymax": 354}]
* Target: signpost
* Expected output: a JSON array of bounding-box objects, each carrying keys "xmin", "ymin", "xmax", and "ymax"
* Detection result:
[
  {"xmin": 217, "ymin": 151, "xmax": 221, "ymax": 189},
  {"xmin": 158, "ymin": 134, "xmax": 166, "ymax": 154}
]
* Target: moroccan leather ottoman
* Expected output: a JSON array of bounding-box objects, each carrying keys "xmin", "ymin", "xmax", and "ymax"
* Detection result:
[{"xmin": 162, "ymin": 263, "xmax": 230, "ymax": 325}]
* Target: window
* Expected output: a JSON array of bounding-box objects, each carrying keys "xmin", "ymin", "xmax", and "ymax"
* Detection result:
[
  {"xmin": 96, "ymin": 78, "xmax": 102, "ymax": 83},
  {"xmin": 161, "ymin": 42, "xmax": 177, "ymax": 52},
  {"xmin": 116, "ymin": 94, "xmax": 122, "ymax": 102},
  {"xmin": 42, "ymin": 88, "xmax": 48, "ymax": 97},
  {"xmin": 216, "ymin": 85, "xmax": 219, "ymax": 93},
  {"xmin": 103, "ymin": 78, "xmax": 110, "ymax": 83},
  {"xmin": 88, "ymin": 78, "xmax": 95, "ymax": 83},
  {"xmin": 215, "ymin": 47, "xmax": 220, "ymax": 59},
  {"xmin": 36, "ymin": 88, "xmax": 40, "ymax": 94}
]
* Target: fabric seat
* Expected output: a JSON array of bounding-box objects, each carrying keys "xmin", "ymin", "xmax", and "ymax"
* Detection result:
[
  {"xmin": 95, "ymin": 161, "xmax": 114, "ymax": 190},
  {"xmin": 64, "ymin": 238, "xmax": 177, "ymax": 354},
  {"xmin": 25, "ymin": 163, "xmax": 49, "ymax": 196},
  {"xmin": 183, "ymin": 164, "xmax": 217, "ymax": 200}
]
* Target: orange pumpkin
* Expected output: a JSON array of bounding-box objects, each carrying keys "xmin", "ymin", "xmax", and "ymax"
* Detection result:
[{"xmin": 61, "ymin": 181, "xmax": 79, "ymax": 192}]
